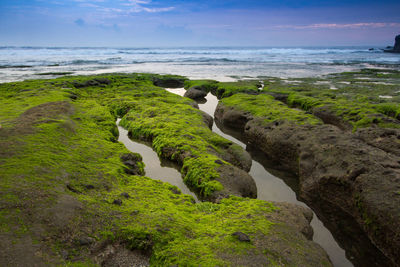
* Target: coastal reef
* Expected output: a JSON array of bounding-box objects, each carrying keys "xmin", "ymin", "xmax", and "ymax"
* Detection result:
[
  {"xmin": 0, "ymin": 74, "xmax": 331, "ymax": 266},
  {"xmin": 214, "ymin": 69, "xmax": 400, "ymax": 266}
]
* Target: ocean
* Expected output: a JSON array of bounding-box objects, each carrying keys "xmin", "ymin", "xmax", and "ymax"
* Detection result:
[{"xmin": 0, "ymin": 46, "xmax": 399, "ymax": 83}]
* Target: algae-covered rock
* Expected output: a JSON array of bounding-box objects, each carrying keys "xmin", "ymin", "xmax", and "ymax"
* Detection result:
[
  {"xmin": 118, "ymin": 89, "xmax": 257, "ymax": 200},
  {"xmin": 200, "ymin": 110, "xmax": 213, "ymax": 129},
  {"xmin": 210, "ymin": 164, "xmax": 257, "ymax": 202},
  {"xmin": 184, "ymin": 86, "xmax": 208, "ymax": 100},
  {"xmin": 216, "ymin": 88, "xmax": 400, "ymax": 265},
  {"xmin": 120, "ymin": 152, "xmax": 145, "ymax": 175},
  {"xmin": 215, "ymin": 101, "xmax": 252, "ymax": 130},
  {"xmin": 0, "ymin": 74, "xmax": 333, "ymax": 266},
  {"xmin": 151, "ymin": 74, "xmax": 186, "ymax": 88}
]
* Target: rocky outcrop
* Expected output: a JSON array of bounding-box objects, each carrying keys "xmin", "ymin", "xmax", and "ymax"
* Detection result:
[
  {"xmin": 214, "ymin": 102, "xmax": 252, "ymax": 130},
  {"xmin": 210, "ymin": 164, "xmax": 257, "ymax": 202},
  {"xmin": 184, "ymin": 86, "xmax": 208, "ymax": 100},
  {"xmin": 200, "ymin": 110, "xmax": 214, "ymax": 129},
  {"xmin": 356, "ymin": 127, "xmax": 400, "ymax": 157},
  {"xmin": 384, "ymin": 35, "xmax": 400, "ymax": 53},
  {"xmin": 245, "ymin": 120, "xmax": 400, "ymax": 266},
  {"xmin": 219, "ymin": 202, "xmax": 333, "ymax": 266},
  {"xmin": 152, "ymin": 76, "xmax": 186, "ymax": 88},
  {"xmin": 215, "ymin": 102, "xmax": 400, "ymax": 266}
]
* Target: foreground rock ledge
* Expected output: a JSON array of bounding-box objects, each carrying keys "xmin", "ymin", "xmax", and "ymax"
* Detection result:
[
  {"xmin": 0, "ymin": 74, "xmax": 332, "ymax": 266},
  {"xmin": 216, "ymin": 101, "xmax": 400, "ymax": 266}
]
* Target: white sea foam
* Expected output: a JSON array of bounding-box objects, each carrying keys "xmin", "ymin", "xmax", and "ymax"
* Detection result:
[{"xmin": 0, "ymin": 46, "xmax": 399, "ymax": 82}]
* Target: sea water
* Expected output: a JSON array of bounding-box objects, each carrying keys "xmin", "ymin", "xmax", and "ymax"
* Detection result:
[{"xmin": 1, "ymin": 46, "xmax": 399, "ymax": 82}]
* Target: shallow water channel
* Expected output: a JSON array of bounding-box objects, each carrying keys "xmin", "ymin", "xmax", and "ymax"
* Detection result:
[{"xmin": 117, "ymin": 88, "xmax": 353, "ymax": 267}]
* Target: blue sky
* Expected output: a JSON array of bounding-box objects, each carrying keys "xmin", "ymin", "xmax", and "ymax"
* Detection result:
[{"xmin": 0, "ymin": 0, "xmax": 399, "ymax": 47}]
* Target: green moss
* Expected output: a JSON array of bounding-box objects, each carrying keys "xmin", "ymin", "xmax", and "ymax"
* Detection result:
[
  {"xmin": 184, "ymin": 79, "xmax": 219, "ymax": 92},
  {"xmin": 117, "ymin": 89, "xmax": 235, "ymax": 198},
  {"xmin": 214, "ymin": 81, "xmax": 260, "ymax": 99},
  {"xmin": 1, "ymin": 74, "xmax": 285, "ymax": 265},
  {"xmin": 221, "ymin": 93, "xmax": 322, "ymax": 126},
  {"xmin": 260, "ymin": 69, "xmax": 400, "ymax": 130},
  {"xmin": 287, "ymin": 93, "xmax": 323, "ymax": 111}
]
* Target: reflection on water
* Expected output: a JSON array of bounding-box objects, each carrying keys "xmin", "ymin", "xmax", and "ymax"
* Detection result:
[
  {"xmin": 165, "ymin": 88, "xmax": 352, "ymax": 267},
  {"xmin": 117, "ymin": 119, "xmax": 198, "ymax": 201}
]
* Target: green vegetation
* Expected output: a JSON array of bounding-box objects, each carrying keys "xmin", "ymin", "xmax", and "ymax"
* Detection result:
[
  {"xmin": 184, "ymin": 79, "xmax": 260, "ymax": 98},
  {"xmin": 116, "ymin": 90, "xmax": 238, "ymax": 198},
  {"xmin": 261, "ymin": 69, "xmax": 400, "ymax": 130},
  {"xmin": 184, "ymin": 79, "xmax": 219, "ymax": 92},
  {"xmin": 2, "ymin": 74, "xmax": 300, "ymax": 266},
  {"xmin": 221, "ymin": 93, "xmax": 322, "ymax": 126}
]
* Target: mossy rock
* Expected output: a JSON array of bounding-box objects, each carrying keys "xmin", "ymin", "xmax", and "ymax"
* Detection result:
[{"xmin": 0, "ymin": 74, "xmax": 332, "ymax": 266}]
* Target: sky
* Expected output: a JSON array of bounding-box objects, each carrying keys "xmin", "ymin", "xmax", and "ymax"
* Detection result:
[{"xmin": 0, "ymin": 0, "xmax": 399, "ymax": 47}]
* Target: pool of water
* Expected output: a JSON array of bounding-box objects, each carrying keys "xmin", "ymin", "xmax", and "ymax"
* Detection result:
[
  {"xmin": 165, "ymin": 88, "xmax": 353, "ymax": 267},
  {"xmin": 117, "ymin": 119, "xmax": 198, "ymax": 201}
]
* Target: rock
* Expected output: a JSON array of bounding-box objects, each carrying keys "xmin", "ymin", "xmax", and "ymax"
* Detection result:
[
  {"xmin": 311, "ymin": 105, "xmax": 353, "ymax": 131},
  {"xmin": 232, "ymin": 232, "xmax": 251, "ymax": 242},
  {"xmin": 152, "ymin": 76, "xmax": 186, "ymax": 88},
  {"xmin": 184, "ymin": 87, "xmax": 208, "ymax": 100},
  {"xmin": 120, "ymin": 153, "xmax": 144, "ymax": 176},
  {"xmin": 243, "ymin": 119, "xmax": 400, "ymax": 265},
  {"xmin": 384, "ymin": 35, "xmax": 400, "ymax": 53},
  {"xmin": 214, "ymin": 102, "xmax": 252, "ymax": 130},
  {"xmin": 66, "ymin": 184, "xmax": 81, "ymax": 194},
  {"xmin": 72, "ymin": 78, "xmax": 111, "ymax": 88},
  {"xmin": 220, "ymin": 202, "xmax": 332, "ymax": 266},
  {"xmin": 78, "ymin": 236, "xmax": 95, "ymax": 246},
  {"xmin": 356, "ymin": 127, "xmax": 400, "ymax": 157},
  {"xmin": 220, "ymin": 143, "xmax": 252, "ymax": 172},
  {"xmin": 210, "ymin": 164, "xmax": 257, "ymax": 201},
  {"xmin": 113, "ymin": 199, "xmax": 122, "ymax": 206},
  {"xmin": 200, "ymin": 110, "xmax": 213, "ymax": 129}
]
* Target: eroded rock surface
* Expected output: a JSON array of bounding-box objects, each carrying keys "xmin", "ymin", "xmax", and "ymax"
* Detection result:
[
  {"xmin": 184, "ymin": 86, "xmax": 208, "ymax": 100},
  {"xmin": 215, "ymin": 101, "xmax": 400, "ymax": 266}
]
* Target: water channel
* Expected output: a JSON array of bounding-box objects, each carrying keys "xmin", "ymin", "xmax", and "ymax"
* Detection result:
[{"xmin": 117, "ymin": 88, "xmax": 353, "ymax": 267}]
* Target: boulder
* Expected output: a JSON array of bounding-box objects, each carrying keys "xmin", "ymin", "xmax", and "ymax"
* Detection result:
[
  {"xmin": 214, "ymin": 102, "xmax": 252, "ymax": 130},
  {"xmin": 184, "ymin": 87, "xmax": 208, "ymax": 100},
  {"xmin": 209, "ymin": 164, "xmax": 257, "ymax": 202}
]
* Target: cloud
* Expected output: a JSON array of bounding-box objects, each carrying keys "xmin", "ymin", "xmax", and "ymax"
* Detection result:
[
  {"xmin": 122, "ymin": 0, "xmax": 174, "ymax": 13},
  {"xmin": 275, "ymin": 22, "xmax": 400, "ymax": 30},
  {"xmin": 74, "ymin": 18, "xmax": 85, "ymax": 27}
]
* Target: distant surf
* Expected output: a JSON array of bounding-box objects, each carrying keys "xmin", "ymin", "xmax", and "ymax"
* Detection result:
[{"xmin": 1, "ymin": 46, "xmax": 399, "ymax": 82}]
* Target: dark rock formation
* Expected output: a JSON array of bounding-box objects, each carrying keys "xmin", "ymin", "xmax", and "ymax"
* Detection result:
[
  {"xmin": 200, "ymin": 110, "xmax": 213, "ymax": 129},
  {"xmin": 244, "ymin": 120, "xmax": 400, "ymax": 266},
  {"xmin": 72, "ymin": 78, "xmax": 111, "ymax": 88},
  {"xmin": 214, "ymin": 102, "xmax": 252, "ymax": 130},
  {"xmin": 210, "ymin": 164, "xmax": 257, "ymax": 202},
  {"xmin": 220, "ymin": 143, "xmax": 252, "ymax": 172},
  {"xmin": 215, "ymin": 102, "xmax": 400, "ymax": 266},
  {"xmin": 152, "ymin": 76, "xmax": 186, "ymax": 88},
  {"xmin": 184, "ymin": 87, "xmax": 208, "ymax": 100},
  {"xmin": 232, "ymin": 232, "xmax": 251, "ymax": 242},
  {"xmin": 120, "ymin": 153, "xmax": 144, "ymax": 176},
  {"xmin": 384, "ymin": 35, "xmax": 400, "ymax": 53}
]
